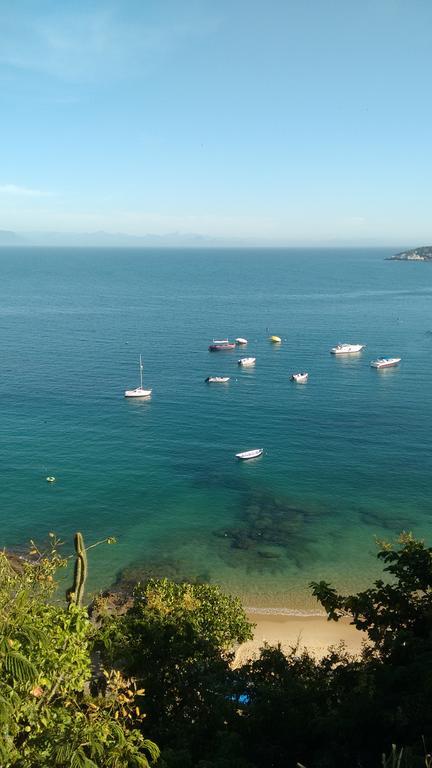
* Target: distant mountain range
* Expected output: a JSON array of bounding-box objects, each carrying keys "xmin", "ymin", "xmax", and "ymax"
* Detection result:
[
  {"xmin": 0, "ymin": 230, "xmax": 25, "ymax": 245},
  {"xmin": 0, "ymin": 229, "xmax": 227, "ymax": 247},
  {"xmin": 387, "ymin": 246, "xmax": 432, "ymax": 261},
  {"xmin": 0, "ymin": 229, "xmax": 424, "ymax": 249}
]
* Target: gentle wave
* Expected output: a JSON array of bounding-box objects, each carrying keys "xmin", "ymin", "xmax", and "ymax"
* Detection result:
[{"xmin": 244, "ymin": 606, "xmax": 327, "ymax": 617}]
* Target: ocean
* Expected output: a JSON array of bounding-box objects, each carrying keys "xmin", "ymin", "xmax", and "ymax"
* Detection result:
[{"xmin": 1, "ymin": 246, "xmax": 431, "ymax": 611}]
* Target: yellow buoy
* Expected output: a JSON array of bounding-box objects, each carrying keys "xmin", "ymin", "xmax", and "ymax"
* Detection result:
[{"xmin": 269, "ymin": 335, "xmax": 281, "ymax": 343}]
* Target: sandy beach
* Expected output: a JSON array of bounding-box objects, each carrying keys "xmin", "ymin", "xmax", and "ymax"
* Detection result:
[{"xmin": 234, "ymin": 611, "xmax": 365, "ymax": 665}]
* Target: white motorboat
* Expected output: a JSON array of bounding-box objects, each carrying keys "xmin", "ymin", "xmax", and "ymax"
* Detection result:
[
  {"xmin": 238, "ymin": 357, "xmax": 256, "ymax": 367},
  {"xmin": 205, "ymin": 376, "xmax": 230, "ymax": 383},
  {"xmin": 370, "ymin": 357, "xmax": 401, "ymax": 369},
  {"xmin": 330, "ymin": 343, "xmax": 366, "ymax": 355},
  {"xmin": 235, "ymin": 448, "xmax": 264, "ymax": 460},
  {"xmin": 290, "ymin": 372, "xmax": 308, "ymax": 383},
  {"xmin": 235, "ymin": 337, "xmax": 248, "ymax": 345},
  {"xmin": 124, "ymin": 355, "xmax": 152, "ymax": 398}
]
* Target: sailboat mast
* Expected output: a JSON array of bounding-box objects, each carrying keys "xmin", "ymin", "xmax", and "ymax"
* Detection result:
[{"xmin": 139, "ymin": 355, "xmax": 143, "ymax": 389}]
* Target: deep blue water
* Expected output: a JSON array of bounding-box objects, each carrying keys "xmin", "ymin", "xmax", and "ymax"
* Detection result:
[{"xmin": 1, "ymin": 247, "xmax": 431, "ymax": 610}]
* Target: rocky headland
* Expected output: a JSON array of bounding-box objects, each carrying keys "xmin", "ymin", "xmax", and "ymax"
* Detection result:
[{"xmin": 387, "ymin": 245, "xmax": 432, "ymax": 261}]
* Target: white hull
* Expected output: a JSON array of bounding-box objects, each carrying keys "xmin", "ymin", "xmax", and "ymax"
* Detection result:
[
  {"xmin": 125, "ymin": 387, "xmax": 152, "ymax": 398},
  {"xmin": 238, "ymin": 357, "xmax": 256, "ymax": 367},
  {"xmin": 205, "ymin": 377, "xmax": 230, "ymax": 383},
  {"xmin": 236, "ymin": 448, "xmax": 263, "ymax": 460},
  {"xmin": 125, "ymin": 355, "xmax": 152, "ymax": 398},
  {"xmin": 291, "ymin": 372, "xmax": 308, "ymax": 383},
  {"xmin": 370, "ymin": 358, "xmax": 401, "ymax": 369},
  {"xmin": 235, "ymin": 338, "xmax": 248, "ymax": 345},
  {"xmin": 331, "ymin": 344, "xmax": 365, "ymax": 355}
]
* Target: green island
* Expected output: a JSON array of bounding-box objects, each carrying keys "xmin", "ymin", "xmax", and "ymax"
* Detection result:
[
  {"xmin": 386, "ymin": 246, "xmax": 432, "ymax": 261},
  {"xmin": 3, "ymin": 531, "xmax": 432, "ymax": 767}
]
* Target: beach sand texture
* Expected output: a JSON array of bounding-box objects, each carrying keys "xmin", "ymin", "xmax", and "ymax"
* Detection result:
[{"xmin": 235, "ymin": 611, "xmax": 365, "ymax": 665}]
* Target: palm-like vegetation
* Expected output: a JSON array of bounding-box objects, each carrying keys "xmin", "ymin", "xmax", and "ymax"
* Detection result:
[{"xmin": 0, "ymin": 542, "xmax": 159, "ymax": 768}]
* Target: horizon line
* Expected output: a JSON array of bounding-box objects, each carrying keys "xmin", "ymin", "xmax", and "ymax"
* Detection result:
[{"xmin": 0, "ymin": 243, "xmax": 407, "ymax": 249}]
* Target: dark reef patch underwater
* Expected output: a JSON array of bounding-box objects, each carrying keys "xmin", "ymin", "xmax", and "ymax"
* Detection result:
[
  {"xmin": 213, "ymin": 487, "xmax": 321, "ymax": 570},
  {"xmin": 115, "ymin": 555, "xmax": 212, "ymax": 591}
]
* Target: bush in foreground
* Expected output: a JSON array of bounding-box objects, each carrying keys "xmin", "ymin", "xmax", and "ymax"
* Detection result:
[
  {"xmin": 3, "ymin": 532, "xmax": 432, "ymax": 767},
  {"xmin": 96, "ymin": 578, "xmax": 253, "ymax": 765},
  {"xmin": 98, "ymin": 534, "xmax": 432, "ymax": 767},
  {"xmin": 0, "ymin": 542, "xmax": 159, "ymax": 768}
]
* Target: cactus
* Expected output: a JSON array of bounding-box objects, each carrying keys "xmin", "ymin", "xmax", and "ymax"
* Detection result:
[{"xmin": 66, "ymin": 532, "xmax": 88, "ymax": 607}]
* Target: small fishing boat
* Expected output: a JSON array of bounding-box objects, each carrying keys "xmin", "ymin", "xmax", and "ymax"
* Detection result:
[
  {"xmin": 290, "ymin": 372, "xmax": 308, "ymax": 383},
  {"xmin": 370, "ymin": 357, "xmax": 401, "ymax": 369},
  {"xmin": 235, "ymin": 337, "xmax": 248, "ymax": 345},
  {"xmin": 238, "ymin": 357, "xmax": 256, "ymax": 367},
  {"xmin": 269, "ymin": 335, "xmax": 281, "ymax": 343},
  {"xmin": 209, "ymin": 339, "xmax": 236, "ymax": 351},
  {"xmin": 124, "ymin": 355, "xmax": 152, "ymax": 398},
  {"xmin": 235, "ymin": 448, "xmax": 264, "ymax": 460},
  {"xmin": 331, "ymin": 343, "xmax": 366, "ymax": 355},
  {"xmin": 205, "ymin": 376, "xmax": 230, "ymax": 383}
]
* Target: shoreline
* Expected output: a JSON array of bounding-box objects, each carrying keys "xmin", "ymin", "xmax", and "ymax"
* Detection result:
[
  {"xmin": 234, "ymin": 610, "xmax": 365, "ymax": 665},
  {"xmin": 244, "ymin": 605, "xmax": 326, "ymax": 617}
]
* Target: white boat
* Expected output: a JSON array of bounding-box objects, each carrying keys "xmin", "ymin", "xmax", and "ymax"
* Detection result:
[
  {"xmin": 330, "ymin": 343, "xmax": 366, "ymax": 355},
  {"xmin": 235, "ymin": 337, "xmax": 248, "ymax": 345},
  {"xmin": 238, "ymin": 357, "xmax": 256, "ymax": 367},
  {"xmin": 124, "ymin": 355, "xmax": 152, "ymax": 398},
  {"xmin": 205, "ymin": 376, "xmax": 230, "ymax": 383},
  {"xmin": 290, "ymin": 372, "xmax": 308, "ymax": 383},
  {"xmin": 235, "ymin": 448, "xmax": 264, "ymax": 460},
  {"xmin": 370, "ymin": 357, "xmax": 401, "ymax": 369}
]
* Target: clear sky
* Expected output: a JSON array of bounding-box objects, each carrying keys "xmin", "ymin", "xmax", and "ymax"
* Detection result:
[{"xmin": 1, "ymin": 0, "xmax": 431, "ymax": 244}]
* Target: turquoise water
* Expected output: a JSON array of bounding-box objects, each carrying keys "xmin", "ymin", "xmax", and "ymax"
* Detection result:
[{"xmin": 1, "ymin": 247, "xmax": 431, "ymax": 610}]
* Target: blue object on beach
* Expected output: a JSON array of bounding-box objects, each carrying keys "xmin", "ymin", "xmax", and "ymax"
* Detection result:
[{"xmin": 229, "ymin": 693, "xmax": 250, "ymax": 705}]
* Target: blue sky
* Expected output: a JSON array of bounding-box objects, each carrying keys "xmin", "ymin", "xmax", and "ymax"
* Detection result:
[{"xmin": 1, "ymin": 0, "xmax": 431, "ymax": 243}]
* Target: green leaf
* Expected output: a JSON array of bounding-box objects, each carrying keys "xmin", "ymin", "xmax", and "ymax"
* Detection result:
[
  {"xmin": 53, "ymin": 743, "xmax": 76, "ymax": 763},
  {"xmin": 3, "ymin": 651, "xmax": 37, "ymax": 683},
  {"xmin": 70, "ymin": 748, "xmax": 98, "ymax": 768}
]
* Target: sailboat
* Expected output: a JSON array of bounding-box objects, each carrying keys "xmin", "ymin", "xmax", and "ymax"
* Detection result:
[{"xmin": 124, "ymin": 355, "xmax": 152, "ymax": 398}]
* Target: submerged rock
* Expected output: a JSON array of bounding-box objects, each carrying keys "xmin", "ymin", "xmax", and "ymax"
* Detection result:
[
  {"xmin": 257, "ymin": 548, "xmax": 282, "ymax": 560},
  {"xmin": 213, "ymin": 486, "xmax": 320, "ymax": 570},
  {"xmin": 115, "ymin": 556, "xmax": 211, "ymax": 591},
  {"xmin": 230, "ymin": 531, "xmax": 253, "ymax": 550}
]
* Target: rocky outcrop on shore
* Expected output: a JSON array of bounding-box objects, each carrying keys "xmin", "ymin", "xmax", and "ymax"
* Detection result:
[{"xmin": 387, "ymin": 246, "xmax": 432, "ymax": 261}]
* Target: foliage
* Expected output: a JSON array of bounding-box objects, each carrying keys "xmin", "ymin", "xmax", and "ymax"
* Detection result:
[
  {"xmin": 94, "ymin": 535, "xmax": 432, "ymax": 767},
  {"xmin": 133, "ymin": 578, "xmax": 253, "ymax": 650},
  {"xmin": 310, "ymin": 532, "xmax": 432, "ymax": 660},
  {"xmin": 236, "ymin": 641, "xmax": 364, "ymax": 768},
  {"xmin": 0, "ymin": 538, "xmax": 159, "ymax": 768},
  {"xmin": 4, "ymin": 531, "xmax": 432, "ymax": 767},
  {"xmin": 97, "ymin": 578, "xmax": 253, "ymax": 766},
  {"xmin": 299, "ymin": 533, "xmax": 432, "ymax": 766}
]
